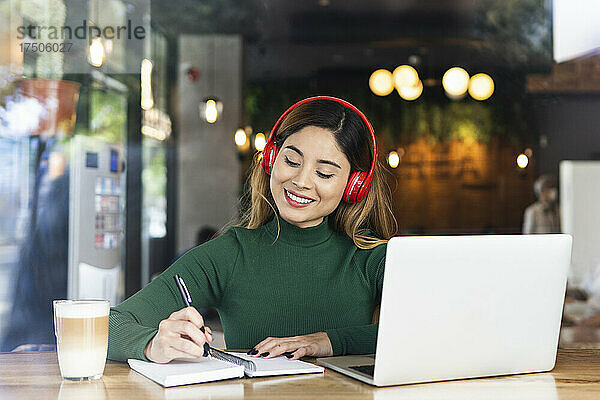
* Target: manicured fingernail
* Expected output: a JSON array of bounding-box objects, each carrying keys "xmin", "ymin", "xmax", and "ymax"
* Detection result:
[
  {"xmin": 247, "ymin": 348, "xmax": 256, "ymax": 355},
  {"xmin": 249, "ymin": 349, "xmax": 259, "ymax": 355},
  {"xmin": 284, "ymin": 352, "xmax": 293, "ymax": 358},
  {"xmin": 200, "ymin": 326, "xmax": 206, "ymax": 333},
  {"xmin": 260, "ymin": 352, "xmax": 269, "ymax": 357}
]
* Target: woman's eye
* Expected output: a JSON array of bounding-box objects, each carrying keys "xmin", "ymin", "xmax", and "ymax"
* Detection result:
[
  {"xmin": 316, "ymin": 171, "xmax": 334, "ymax": 179},
  {"xmin": 284, "ymin": 156, "xmax": 333, "ymax": 178},
  {"xmin": 284, "ymin": 156, "xmax": 300, "ymax": 167}
]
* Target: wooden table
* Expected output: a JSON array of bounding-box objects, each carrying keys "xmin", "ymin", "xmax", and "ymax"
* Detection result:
[{"xmin": 1, "ymin": 350, "xmax": 600, "ymax": 399}]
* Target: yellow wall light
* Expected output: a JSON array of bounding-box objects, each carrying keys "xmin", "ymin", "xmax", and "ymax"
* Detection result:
[
  {"xmin": 517, "ymin": 153, "xmax": 529, "ymax": 169},
  {"xmin": 388, "ymin": 151, "xmax": 400, "ymax": 168},
  {"xmin": 254, "ymin": 132, "xmax": 266, "ymax": 151}
]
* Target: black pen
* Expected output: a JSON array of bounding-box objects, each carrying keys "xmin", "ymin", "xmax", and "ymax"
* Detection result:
[{"xmin": 173, "ymin": 274, "xmax": 211, "ymax": 358}]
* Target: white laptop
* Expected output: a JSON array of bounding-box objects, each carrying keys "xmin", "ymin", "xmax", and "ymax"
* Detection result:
[{"xmin": 317, "ymin": 234, "xmax": 572, "ymax": 386}]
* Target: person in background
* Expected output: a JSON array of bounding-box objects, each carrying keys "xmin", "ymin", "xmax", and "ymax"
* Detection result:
[
  {"xmin": 521, "ymin": 174, "xmax": 587, "ymax": 326},
  {"xmin": 0, "ymin": 146, "xmax": 69, "ymax": 351},
  {"xmin": 108, "ymin": 97, "xmax": 397, "ymax": 363},
  {"xmin": 522, "ymin": 174, "xmax": 560, "ymax": 234}
]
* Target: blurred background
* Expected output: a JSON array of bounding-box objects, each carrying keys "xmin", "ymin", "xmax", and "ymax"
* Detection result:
[{"xmin": 0, "ymin": 0, "xmax": 599, "ymax": 351}]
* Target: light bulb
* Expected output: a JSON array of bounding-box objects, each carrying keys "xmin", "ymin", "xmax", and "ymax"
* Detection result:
[
  {"xmin": 205, "ymin": 100, "xmax": 218, "ymax": 123},
  {"xmin": 235, "ymin": 128, "xmax": 247, "ymax": 147},
  {"xmin": 468, "ymin": 73, "xmax": 494, "ymax": 101},
  {"xmin": 517, "ymin": 154, "xmax": 529, "ymax": 169},
  {"xmin": 369, "ymin": 69, "xmax": 394, "ymax": 96},
  {"xmin": 254, "ymin": 132, "xmax": 266, "ymax": 151},
  {"xmin": 442, "ymin": 67, "xmax": 469, "ymax": 97},
  {"xmin": 397, "ymin": 80, "xmax": 423, "ymax": 101},
  {"xmin": 393, "ymin": 65, "xmax": 419, "ymax": 89},
  {"xmin": 388, "ymin": 151, "xmax": 400, "ymax": 168}
]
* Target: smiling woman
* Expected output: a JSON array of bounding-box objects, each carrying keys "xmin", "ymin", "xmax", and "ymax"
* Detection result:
[
  {"xmin": 108, "ymin": 97, "xmax": 398, "ymax": 364},
  {"xmin": 242, "ymin": 97, "xmax": 397, "ymax": 249}
]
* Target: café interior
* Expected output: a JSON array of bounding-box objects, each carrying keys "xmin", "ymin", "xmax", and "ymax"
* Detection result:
[{"xmin": 1, "ymin": 0, "xmax": 600, "ymax": 392}]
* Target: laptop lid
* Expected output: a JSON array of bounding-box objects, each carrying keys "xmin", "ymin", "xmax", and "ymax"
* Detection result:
[{"xmin": 373, "ymin": 234, "xmax": 571, "ymax": 386}]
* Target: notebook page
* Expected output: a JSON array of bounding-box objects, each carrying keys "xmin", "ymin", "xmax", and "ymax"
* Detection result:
[
  {"xmin": 128, "ymin": 357, "xmax": 244, "ymax": 387},
  {"xmin": 226, "ymin": 352, "xmax": 324, "ymax": 377}
]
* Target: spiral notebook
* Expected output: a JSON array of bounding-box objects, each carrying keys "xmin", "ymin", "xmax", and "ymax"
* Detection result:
[{"xmin": 128, "ymin": 348, "xmax": 324, "ymax": 387}]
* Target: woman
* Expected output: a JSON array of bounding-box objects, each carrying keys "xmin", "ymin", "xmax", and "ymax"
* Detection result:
[{"xmin": 108, "ymin": 96, "xmax": 397, "ymax": 363}]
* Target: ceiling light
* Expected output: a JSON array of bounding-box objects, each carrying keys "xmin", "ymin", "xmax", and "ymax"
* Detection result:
[
  {"xmin": 397, "ymin": 80, "xmax": 423, "ymax": 101},
  {"xmin": 393, "ymin": 65, "xmax": 419, "ymax": 89},
  {"xmin": 369, "ymin": 69, "xmax": 394, "ymax": 96},
  {"xmin": 468, "ymin": 73, "xmax": 494, "ymax": 101},
  {"xmin": 442, "ymin": 67, "xmax": 469, "ymax": 98}
]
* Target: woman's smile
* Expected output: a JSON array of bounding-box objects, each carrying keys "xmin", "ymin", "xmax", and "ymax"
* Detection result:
[{"xmin": 284, "ymin": 188, "xmax": 316, "ymax": 208}]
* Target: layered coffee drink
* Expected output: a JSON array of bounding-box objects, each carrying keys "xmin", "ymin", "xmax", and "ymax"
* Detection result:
[{"xmin": 53, "ymin": 300, "xmax": 110, "ymax": 380}]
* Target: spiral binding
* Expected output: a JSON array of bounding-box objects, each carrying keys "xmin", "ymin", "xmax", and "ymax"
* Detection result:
[{"xmin": 210, "ymin": 348, "xmax": 257, "ymax": 372}]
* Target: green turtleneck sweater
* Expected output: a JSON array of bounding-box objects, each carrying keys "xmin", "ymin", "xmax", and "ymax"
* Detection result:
[{"xmin": 108, "ymin": 216, "xmax": 387, "ymax": 362}]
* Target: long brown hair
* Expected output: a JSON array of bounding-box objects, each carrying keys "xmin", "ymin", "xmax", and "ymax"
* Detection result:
[{"xmin": 238, "ymin": 99, "xmax": 397, "ymax": 249}]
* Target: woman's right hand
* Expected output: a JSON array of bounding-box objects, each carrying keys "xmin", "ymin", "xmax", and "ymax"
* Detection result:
[{"xmin": 144, "ymin": 307, "xmax": 213, "ymax": 363}]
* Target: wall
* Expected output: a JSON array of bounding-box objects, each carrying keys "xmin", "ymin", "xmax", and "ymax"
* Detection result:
[
  {"xmin": 390, "ymin": 137, "xmax": 535, "ymax": 234},
  {"xmin": 531, "ymin": 95, "xmax": 600, "ymax": 176},
  {"xmin": 176, "ymin": 35, "xmax": 242, "ymax": 253}
]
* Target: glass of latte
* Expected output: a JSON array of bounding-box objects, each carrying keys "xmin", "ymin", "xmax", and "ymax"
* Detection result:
[{"xmin": 53, "ymin": 300, "xmax": 110, "ymax": 380}]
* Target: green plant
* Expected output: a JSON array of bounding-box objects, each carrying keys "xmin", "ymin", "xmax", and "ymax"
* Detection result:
[{"xmin": 244, "ymin": 82, "xmax": 526, "ymax": 146}]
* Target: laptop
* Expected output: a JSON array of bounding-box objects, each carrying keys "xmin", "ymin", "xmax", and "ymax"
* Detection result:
[{"xmin": 317, "ymin": 234, "xmax": 572, "ymax": 386}]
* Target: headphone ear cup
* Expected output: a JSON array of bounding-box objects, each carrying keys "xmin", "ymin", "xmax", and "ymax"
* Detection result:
[
  {"xmin": 261, "ymin": 141, "xmax": 278, "ymax": 175},
  {"xmin": 344, "ymin": 171, "xmax": 371, "ymax": 203}
]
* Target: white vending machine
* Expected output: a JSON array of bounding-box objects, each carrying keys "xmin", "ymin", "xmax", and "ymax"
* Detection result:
[{"xmin": 68, "ymin": 135, "xmax": 125, "ymax": 305}]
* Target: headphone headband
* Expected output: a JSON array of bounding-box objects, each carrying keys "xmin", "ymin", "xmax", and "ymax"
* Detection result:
[{"xmin": 262, "ymin": 96, "xmax": 377, "ymax": 203}]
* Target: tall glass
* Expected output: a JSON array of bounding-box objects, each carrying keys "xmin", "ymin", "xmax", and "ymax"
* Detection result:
[{"xmin": 53, "ymin": 300, "xmax": 110, "ymax": 381}]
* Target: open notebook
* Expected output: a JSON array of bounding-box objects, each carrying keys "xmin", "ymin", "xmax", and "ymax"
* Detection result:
[{"xmin": 128, "ymin": 348, "xmax": 324, "ymax": 387}]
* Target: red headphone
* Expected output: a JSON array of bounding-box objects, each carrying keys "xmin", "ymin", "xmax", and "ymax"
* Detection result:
[{"xmin": 261, "ymin": 96, "xmax": 377, "ymax": 203}]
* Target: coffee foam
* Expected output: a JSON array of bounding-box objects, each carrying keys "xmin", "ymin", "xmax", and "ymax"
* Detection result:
[{"xmin": 54, "ymin": 301, "xmax": 109, "ymax": 318}]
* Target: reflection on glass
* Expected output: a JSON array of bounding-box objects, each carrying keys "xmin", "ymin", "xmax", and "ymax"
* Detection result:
[
  {"xmin": 89, "ymin": 89, "xmax": 126, "ymax": 144},
  {"xmin": 163, "ymin": 383, "xmax": 244, "ymax": 400},
  {"xmin": 371, "ymin": 374, "xmax": 557, "ymax": 400},
  {"xmin": 126, "ymin": 368, "xmax": 244, "ymax": 400},
  {"xmin": 58, "ymin": 379, "xmax": 108, "ymax": 400},
  {"xmin": 88, "ymin": 38, "xmax": 104, "ymax": 68},
  {"xmin": 141, "ymin": 137, "xmax": 167, "ymax": 285},
  {"xmin": 0, "ymin": 137, "xmax": 31, "ymax": 341}
]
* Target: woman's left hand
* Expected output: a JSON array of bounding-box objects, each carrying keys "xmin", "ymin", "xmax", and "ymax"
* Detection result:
[{"xmin": 249, "ymin": 332, "xmax": 333, "ymax": 360}]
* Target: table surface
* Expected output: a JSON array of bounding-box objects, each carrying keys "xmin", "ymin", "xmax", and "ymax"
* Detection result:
[{"xmin": 1, "ymin": 350, "xmax": 600, "ymax": 400}]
